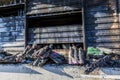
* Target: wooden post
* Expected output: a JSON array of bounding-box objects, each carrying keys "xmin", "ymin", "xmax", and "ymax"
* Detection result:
[
  {"xmin": 82, "ymin": 0, "xmax": 87, "ymax": 51},
  {"xmin": 24, "ymin": 0, "xmax": 28, "ymax": 47}
]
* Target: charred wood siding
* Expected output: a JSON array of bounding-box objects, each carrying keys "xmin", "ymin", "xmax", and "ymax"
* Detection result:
[
  {"xmin": 0, "ymin": 10, "xmax": 25, "ymax": 53},
  {"xmin": 85, "ymin": 0, "xmax": 120, "ymax": 51},
  {"xmin": 26, "ymin": 0, "xmax": 83, "ymax": 46},
  {"xmin": 27, "ymin": 13, "xmax": 83, "ymax": 44},
  {"xmin": 28, "ymin": 24, "xmax": 83, "ymax": 44},
  {"xmin": 26, "ymin": 0, "xmax": 82, "ymax": 15},
  {"xmin": 119, "ymin": 0, "xmax": 120, "ymax": 40}
]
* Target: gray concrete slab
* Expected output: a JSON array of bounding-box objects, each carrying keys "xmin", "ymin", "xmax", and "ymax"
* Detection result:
[{"xmin": 0, "ymin": 64, "xmax": 119, "ymax": 80}]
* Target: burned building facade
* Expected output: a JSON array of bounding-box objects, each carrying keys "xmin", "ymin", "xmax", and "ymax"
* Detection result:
[
  {"xmin": 0, "ymin": 0, "xmax": 25, "ymax": 53},
  {"xmin": 85, "ymin": 0, "xmax": 120, "ymax": 52},
  {"xmin": 0, "ymin": 0, "xmax": 120, "ymax": 55}
]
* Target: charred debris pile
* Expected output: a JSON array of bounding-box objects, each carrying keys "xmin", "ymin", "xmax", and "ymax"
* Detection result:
[{"xmin": 0, "ymin": 44, "xmax": 120, "ymax": 74}]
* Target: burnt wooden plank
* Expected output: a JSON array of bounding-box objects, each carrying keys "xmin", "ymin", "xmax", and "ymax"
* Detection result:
[
  {"xmin": 28, "ymin": 24, "xmax": 83, "ymax": 44},
  {"xmin": 27, "ymin": 0, "xmax": 82, "ymax": 15},
  {"xmin": 27, "ymin": 6, "xmax": 80, "ymax": 15}
]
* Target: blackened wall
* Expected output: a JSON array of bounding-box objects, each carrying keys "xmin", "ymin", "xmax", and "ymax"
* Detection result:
[
  {"xmin": 85, "ymin": 0, "xmax": 120, "ymax": 52},
  {"xmin": 0, "ymin": 10, "xmax": 25, "ymax": 53}
]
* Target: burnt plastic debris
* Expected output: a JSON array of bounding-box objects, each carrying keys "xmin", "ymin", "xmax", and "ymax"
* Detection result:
[
  {"xmin": 49, "ymin": 51, "xmax": 66, "ymax": 64},
  {"xmin": 87, "ymin": 47, "xmax": 105, "ymax": 59}
]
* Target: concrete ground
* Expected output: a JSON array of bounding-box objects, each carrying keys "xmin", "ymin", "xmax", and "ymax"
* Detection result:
[{"xmin": 0, "ymin": 64, "xmax": 119, "ymax": 80}]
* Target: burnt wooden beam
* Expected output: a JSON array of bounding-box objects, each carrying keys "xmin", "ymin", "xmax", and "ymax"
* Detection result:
[
  {"xmin": 25, "ymin": 0, "xmax": 28, "ymax": 47},
  {"xmin": 82, "ymin": 0, "xmax": 87, "ymax": 51},
  {"xmin": 0, "ymin": 3, "xmax": 24, "ymax": 17},
  {"xmin": 0, "ymin": 3, "xmax": 24, "ymax": 11},
  {"xmin": 27, "ymin": 10, "xmax": 82, "ymax": 18}
]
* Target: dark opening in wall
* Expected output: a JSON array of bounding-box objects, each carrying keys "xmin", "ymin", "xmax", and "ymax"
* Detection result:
[{"xmin": 28, "ymin": 12, "xmax": 82, "ymax": 27}]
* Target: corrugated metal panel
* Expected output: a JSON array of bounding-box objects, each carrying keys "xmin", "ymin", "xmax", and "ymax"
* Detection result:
[
  {"xmin": 85, "ymin": 0, "xmax": 120, "ymax": 52},
  {"xmin": 26, "ymin": 0, "xmax": 82, "ymax": 15}
]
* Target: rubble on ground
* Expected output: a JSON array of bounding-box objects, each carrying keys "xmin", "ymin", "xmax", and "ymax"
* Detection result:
[
  {"xmin": 85, "ymin": 47, "xmax": 120, "ymax": 74},
  {"xmin": 68, "ymin": 44, "xmax": 85, "ymax": 65},
  {"xmin": 0, "ymin": 44, "xmax": 67, "ymax": 66},
  {"xmin": 0, "ymin": 44, "xmax": 119, "ymax": 74}
]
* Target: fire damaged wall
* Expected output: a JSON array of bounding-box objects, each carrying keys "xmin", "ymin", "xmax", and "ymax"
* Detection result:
[
  {"xmin": 85, "ymin": 0, "xmax": 120, "ymax": 52},
  {"xmin": 26, "ymin": 0, "xmax": 82, "ymax": 15},
  {"xmin": 28, "ymin": 24, "xmax": 83, "ymax": 44},
  {"xmin": 27, "ymin": 12, "xmax": 83, "ymax": 45},
  {"xmin": 26, "ymin": 0, "xmax": 83, "ymax": 45},
  {"xmin": 0, "ymin": 10, "xmax": 25, "ymax": 53}
]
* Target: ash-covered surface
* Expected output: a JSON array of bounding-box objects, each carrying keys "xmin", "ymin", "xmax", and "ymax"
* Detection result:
[
  {"xmin": 0, "ymin": 64, "xmax": 40, "ymax": 74},
  {"xmin": 0, "ymin": 64, "xmax": 118, "ymax": 80}
]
